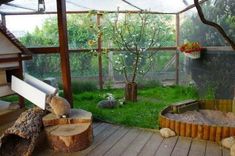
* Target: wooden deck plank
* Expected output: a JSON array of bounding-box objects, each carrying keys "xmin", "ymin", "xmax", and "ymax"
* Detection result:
[
  {"xmin": 138, "ymin": 133, "xmax": 164, "ymax": 156},
  {"xmin": 104, "ymin": 128, "xmax": 140, "ymax": 156},
  {"xmin": 14, "ymin": 122, "xmax": 225, "ymax": 156},
  {"xmin": 222, "ymin": 147, "xmax": 230, "ymax": 156},
  {"xmin": 93, "ymin": 122, "xmax": 110, "ymax": 136},
  {"xmin": 87, "ymin": 126, "xmax": 129, "ymax": 156},
  {"xmin": 171, "ymin": 137, "xmax": 192, "ymax": 156},
  {"xmin": 188, "ymin": 139, "xmax": 207, "ymax": 156},
  {"xmin": 155, "ymin": 136, "xmax": 178, "ymax": 156},
  {"xmin": 205, "ymin": 141, "xmax": 222, "ymax": 156},
  {"xmin": 121, "ymin": 130, "xmax": 152, "ymax": 156},
  {"xmin": 93, "ymin": 122, "xmax": 101, "ymax": 129},
  {"xmin": 77, "ymin": 123, "xmax": 120, "ymax": 156}
]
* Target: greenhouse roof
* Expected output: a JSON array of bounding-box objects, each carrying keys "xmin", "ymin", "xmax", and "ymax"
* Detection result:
[{"xmin": 0, "ymin": 0, "xmax": 203, "ymax": 14}]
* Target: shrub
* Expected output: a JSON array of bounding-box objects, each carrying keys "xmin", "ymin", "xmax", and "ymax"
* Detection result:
[
  {"xmin": 59, "ymin": 80, "xmax": 98, "ymax": 94},
  {"xmin": 137, "ymin": 80, "xmax": 161, "ymax": 89}
]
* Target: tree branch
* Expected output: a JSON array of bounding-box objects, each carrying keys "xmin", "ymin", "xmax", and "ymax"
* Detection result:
[{"xmin": 194, "ymin": 0, "xmax": 235, "ymax": 50}]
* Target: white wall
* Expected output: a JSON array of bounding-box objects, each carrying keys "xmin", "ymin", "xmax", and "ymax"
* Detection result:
[{"xmin": 0, "ymin": 32, "xmax": 21, "ymax": 55}]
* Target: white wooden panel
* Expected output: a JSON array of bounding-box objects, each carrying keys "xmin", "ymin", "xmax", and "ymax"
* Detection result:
[
  {"xmin": 0, "ymin": 62, "xmax": 19, "ymax": 69},
  {"xmin": 0, "ymin": 54, "xmax": 18, "ymax": 58},
  {"xmin": 11, "ymin": 76, "xmax": 46, "ymax": 110},
  {"xmin": 0, "ymin": 32, "xmax": 21, "ymax": 55},
  {"xmin": 24, "ymin": 73, "xmax": 57, "ymax": 95},
  {"xmin": 0, "ymin": 84, "xmax": 14, "ymax": 97}
]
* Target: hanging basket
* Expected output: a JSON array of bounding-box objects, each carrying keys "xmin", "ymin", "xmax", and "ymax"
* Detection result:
[{"xmin": 184, "ymin": 51, "xmax": 200, "ymax": 59}]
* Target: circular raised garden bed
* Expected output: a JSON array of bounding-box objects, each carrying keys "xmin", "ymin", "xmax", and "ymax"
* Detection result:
[{"xmin": 159, "ymin": 99, "xmax": 235, "ymax": 143}]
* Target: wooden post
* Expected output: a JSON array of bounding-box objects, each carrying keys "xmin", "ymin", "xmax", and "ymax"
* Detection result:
[
  {"xmin": 56, "ymin": 0, "xmax": 73, "ymax": 107},
  {"xmin": 97, "ymin": 13, "xmax": 103, "ymax": 89},
  {"xmin": 1, "ymin": 14, "xmax": 6, "ymax": 26},
  {"xmin": 18, "ymin": 53, "xmax": 25, "ymax": 108},
  {"xmin": 175, "ymin": 14, "xmax": 180, "ymax": 85}
]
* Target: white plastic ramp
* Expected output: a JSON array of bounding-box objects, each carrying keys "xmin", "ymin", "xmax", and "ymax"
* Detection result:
[
  {"xmin": 24, "ymin": 73, "xmax": 57, "ymax": 95},
  {"xmin": 11, "ymin": 76, "xmax": 47, "ymax": 110}
]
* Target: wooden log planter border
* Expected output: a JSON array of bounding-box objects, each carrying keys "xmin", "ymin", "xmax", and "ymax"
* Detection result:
[{"xmin": 159, "ymin": 99, "xmax": 235, "ymax": 143}]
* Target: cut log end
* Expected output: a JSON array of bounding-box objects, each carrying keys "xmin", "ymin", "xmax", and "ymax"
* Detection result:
[{"xmin": 42, "ymin": 109, "xmax": 92, "ymax": 127}]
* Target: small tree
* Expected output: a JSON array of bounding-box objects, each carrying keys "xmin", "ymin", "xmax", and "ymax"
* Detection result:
[{"xmin": 106, "ymin": 12, "xmax": 174, "ymax": 101}]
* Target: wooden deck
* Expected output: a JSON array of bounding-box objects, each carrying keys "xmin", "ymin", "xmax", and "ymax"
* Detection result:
[{"xmin": 31, "ymin": 122, "xmax": 230, "ymax": 156}]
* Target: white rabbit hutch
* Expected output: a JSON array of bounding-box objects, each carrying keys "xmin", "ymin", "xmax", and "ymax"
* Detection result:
[{"xmin": 0, "ymin": 22, "xmax": 31, "ymax": 124}]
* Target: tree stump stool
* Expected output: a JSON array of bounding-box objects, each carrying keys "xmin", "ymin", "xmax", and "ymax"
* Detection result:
[{"xmin": 42, "ymin": 109, "xmax": 93, "ymax": 152}]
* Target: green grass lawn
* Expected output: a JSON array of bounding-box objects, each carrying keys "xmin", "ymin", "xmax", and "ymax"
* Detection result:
[{"xmin": 73, "ymin": 85, "xmax": 198, "ymax": 129}]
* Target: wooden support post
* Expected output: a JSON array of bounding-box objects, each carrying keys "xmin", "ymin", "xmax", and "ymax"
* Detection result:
[
  {"xmin": 175, "ymin": 14, "xmax": 180, "ymax": 85},
  {"xmin": 97, "ymin": 14, "xmax": 103, "ymax": 89},
  {"xmin": 18, "ymin": 53, "xmax": 25, "ymax": 108},
  {"xmin": 56, "ymin": 0, "xmax": 73, "ymax": 107},
  {"xmin": 1, "ymin": 14, "xmax": 6, "ymax": 26}
]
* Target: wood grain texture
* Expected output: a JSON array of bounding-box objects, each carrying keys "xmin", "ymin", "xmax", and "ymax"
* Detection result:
[
  {"xmin": 121, "ymin": 131, "xmax": 152, "ymax": 156},
  {"xmin": 205, "ymin": 141, "xmax": 222, "ymax": 156},
  {"xmin": 79, "ymin": 124, "xmax": 120, "ymax": 156},
  {"xmin": 155, "ymin": 136, "xmax": 178, "ymax": 156},
  {"xmin": 87, "ymin": 127, "xmax": 129, "ymax": 156},
  {"xmin": 171, "ymin": 137, "xmax": 192, "ymax": 156},
  {"xmin": 42, "ymin": 109, "xmax": 92, "ymax": 127},
  {"xmin": 104, "ymin": 128, "xmax": 140, "ymax": 156},
  {"xmin": 188, "ymin": 139, "xmax": 206, "ymax": 156},
  {"xmin": 138, "ymin": 133, "xmax": 163, "ymax": 156}
]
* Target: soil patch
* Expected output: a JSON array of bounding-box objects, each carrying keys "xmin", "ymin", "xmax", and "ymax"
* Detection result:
[{"xmin": 165, "ymin": 109, "xmax": 235, "ymax": 127}]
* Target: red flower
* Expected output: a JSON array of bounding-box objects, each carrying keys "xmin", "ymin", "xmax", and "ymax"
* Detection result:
[{"xmin": 179, "ymin": 42, "xmax": 201, "ymax": 53}]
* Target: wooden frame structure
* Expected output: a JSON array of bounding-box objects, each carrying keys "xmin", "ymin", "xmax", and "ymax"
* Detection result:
[{"xmin": 0, "ymin": 0, "xmax": 232, "ymax": 107}]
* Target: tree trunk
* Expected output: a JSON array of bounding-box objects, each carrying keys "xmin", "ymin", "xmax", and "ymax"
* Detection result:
[
  {"xmin": 125, "ymin": 82, "xmax": 137, "ymax": 102},
  {"xmin": 42, "ymin": 109, "xmax": 93, "ymax": 152},
  {"xmin": 0, "ymin": 107, "xmax": 46, "ymax": 156}
]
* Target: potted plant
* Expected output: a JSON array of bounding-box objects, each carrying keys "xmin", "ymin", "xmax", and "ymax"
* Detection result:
[{"xmin": 179, "ymin": 42, "xmax": 202, "ymax": 59}]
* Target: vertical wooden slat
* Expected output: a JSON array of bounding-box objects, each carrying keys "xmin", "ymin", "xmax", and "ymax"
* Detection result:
[
  {"xmin": 222, "ymin": 127, "xmax": 229, "ymax": 139},
  {"xmin": 97, "ymin": 13, "xmax": 103, "ymax": 90},
  {"xmin": 170, "ymin": 120, "xmax": 175, "ymax": 130},
  {"xmin": 185, "ymin": 123, "xmax": 191, "ymax": 137},
  {"xmin": 203, "ymin": 125, "xmax": 209, "ymax": 140},
  {"xmin": 175, "ymin": 14, "xmax": 180, "ymax": 85},
  {"xmin": 197, "ymin": 124, "xmax": 203, "ymax": 139},
  {"xmin": 56, "ymin": 0, "xmax": 73, "ymax": 106},
  {"xmin": 180, "ymin": 122, "xmax": 186, "ymax": 136},
  {"xmin": 191, "ymin": 123, "xmax": 198, "ymax": 138},
  {"xmin": 228, "ymin": 100, "xmax": 232, "ymax": 112},
  {"xmin": 175, "ymin": 121, "xmax": 180, "ymax": 135},
  {"xmin": 216, "ymin": 126, "xmax": 222, "ymax": 143},
  {"xmin": 209, "ymin": 126, "xmax": 216, "ymax": 141},
  {"xmin": 165, "ymin": 118, "xmax": 170, "ymax": 128},
  {"xmin": 17, "ymin": 53, "xmax": 25, "ymax": 108},
  {"xmin": 232, "ymin": 99, "xmax": 235, "ymax": 113},
  {"xmin": 160, "ymin": 116, "xmax": 166, "ymax": 128},
  {"xmin": 229, "ymin": 127, "xmax": 235, "ymax": 136}
]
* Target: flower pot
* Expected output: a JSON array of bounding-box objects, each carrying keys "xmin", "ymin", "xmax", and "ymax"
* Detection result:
[
  {"xmin": 125, "ymin": 82, "xmax": 137, "ymax": 102},
  {"xmin": 184, "ymin": 51, "xmax": 200, "ymax": 59}
]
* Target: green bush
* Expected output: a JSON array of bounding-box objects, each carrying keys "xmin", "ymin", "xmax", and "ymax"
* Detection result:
[
  {"xmin": 70, "ymin": 80, "xmax": 98, "ymax": 94},
  {"xmin": 137, "ymin": 80, "xmax": 161, "ymax": 89}
]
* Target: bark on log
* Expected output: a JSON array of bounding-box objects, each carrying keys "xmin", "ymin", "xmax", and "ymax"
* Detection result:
[
  {"xmin": 42, "ymin": 109, "xmax": 93, "ymax": 152},
  {"xmin": 125, "ymin": 82, "xmax": 137, "ymax": 102},
  {"xmin": 0, "ymin": 107, "xmax": 46, "ymax": 156}
]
